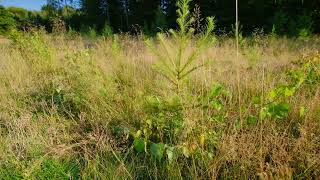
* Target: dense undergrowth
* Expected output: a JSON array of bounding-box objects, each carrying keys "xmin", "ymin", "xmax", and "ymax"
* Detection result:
[{"xmin": 1, "ymin": 0, "xmax": 320, "ymax": 179}]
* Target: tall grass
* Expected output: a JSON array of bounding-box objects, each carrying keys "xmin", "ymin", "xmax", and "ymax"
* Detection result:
[{"xmin": 0, "ymin": 2, "xmax": 320, "ymax": 180}]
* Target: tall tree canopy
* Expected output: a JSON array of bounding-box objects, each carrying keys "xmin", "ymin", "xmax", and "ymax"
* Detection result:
[
  {"xmin": 3, "ymin": 0, "xmax": 320, "ymax": 35},
  {"xmin": 71, "ymin": 0, "xmax": 320, "ymax": 34}
]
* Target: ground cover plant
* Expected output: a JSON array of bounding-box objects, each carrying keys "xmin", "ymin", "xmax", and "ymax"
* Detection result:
[{"xmin": 0, "ymin": 0, "xmax": 320, "ymax": 179}]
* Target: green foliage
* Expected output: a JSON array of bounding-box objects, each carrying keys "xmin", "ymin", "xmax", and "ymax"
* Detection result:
[
  {"xmin": 0, "ymin": 163, "xmax": 23, "ymax": 180},
  {"xmin": 33, "ymin": 158, "xmax": 80, "ymax": 179},
  {"xmin": 232, "ymin": 23, "xmax": 245, "ymax": 47},
  {"xmin": 0, "ymin": 158, "xmax": 80, "ymax": 179},
  {"xmin": 133, "ymin": 1, "xmax": 223, "ymax": 166},
  {"xmin": 0, "ymin": 7, "xmax": 16, "ymax": 34},
  {"xmin": 111, "ymin": 34, "xmax": 121, "ymax": 54},
  {"xmin": 270, "ymin": 24, "xmax": 277, "ymax": 38},
  {"xmin": 296, "ymin": 13, "xmax": 314, "ymax": 38},
  {"xmin": 150, "ymin": 143, "xmax": 165, "ymax": 160},
  {"xmin": 67, "ymin": 26, "xmax": 78, "ymax": 37},
  {"xmin": 256, "ymin": 84, "xmax": 295, "ymax": 121},
  {"xmin": 10, "ymin": 29, "xmax": 51, "ymax": 61},
  {"xmin": 288, "ymin": 52, "xmax": 320, "ymax": 85},
  {"xmin": 7, "ymin": 7, "xmax": 29, "ymax": 21},
  {"xmin": 143, "ymin": 95, "xmax": 184, "ymax": 144},
  {"xmin": 41, "ymin": 4, "xmax": 57, "ymax": 17},
  {"xmin": 252, "ymin": 52, "xmax": 320, "ymax": 122},
  {"xmin": 299, "ymin": 106, "xmax": 306, "ymax": 117},
  {"xmin": 260, "ymin": 102, "xmax": 290, "ymax": 119},
  {"xmin": 201, "ymin": 83, "xmax": 231, "ymax": 124},
  {"xmin": 133, "ymin": 137, "xmax": 146, "ymax": 153},
  {"xmin": 146, "ymin": 0, "xmax": 216, "ymax": 92},
  {"xmin": 80, "ymin": 25, "xmax": 97, "ymax": 38},
  {"xmin": 101, "ymin": 23, "xmax": 113, "ymax": 37},
  {"xmin": 0, "ymin": 0, "xmax": 319, "ymax": 36},
  {"xmin": 271, "ymin": 10, "xmax": 315, "ymax": 37}
]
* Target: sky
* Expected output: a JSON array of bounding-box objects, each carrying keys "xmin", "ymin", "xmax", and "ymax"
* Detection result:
[{"xmin": 0, "ymin": 0, "xmax": 47, "ymax": 10}]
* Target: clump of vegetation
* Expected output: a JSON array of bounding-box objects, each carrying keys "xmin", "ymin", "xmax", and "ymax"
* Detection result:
[
  {"xmin": 0, "ymin": 6, "xmax": 16, "ymax": 34},
  {"xmin": 147, "ymin": 0, "xmax": 215, "ymax": 92}
]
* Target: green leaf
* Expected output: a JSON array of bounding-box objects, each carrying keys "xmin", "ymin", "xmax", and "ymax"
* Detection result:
[
  {"xmin": 135, "ymin": 130, "xmax": 142, "ymax": 138},
  {"xmin": 182, "ymin": 146, "xmax": 190, "ymax": 158},
  {"xmin": 268, "ymin": 90, "xmax": 277, "ymax": 100},
  {"xmin": 145, "ymin": 96, "xmax": 162, "ymax": 109},
  {"xmin": 284, "ymin": 87, "xmax": 295, "ymax": 97},
  {"xmin": 150, "ymin": 143, "xmax": 165, "ymax": 160},
  {"xmin": 260, "ymin": 107, "xmax": 268, "ymax": 120},
  {"xmin": 134, "ymin": 138, "xmax": 146, "ymax": 153},
  {"xmin": 209, "ymin": 83, "xmax": 223, "ymax": 98},
  {"xmin": 267, "ymin": 103, "xmax": 291, "ymax": 119},
  {"xmin": 252, "ymin": 96, "xmax": 261, "ymax": 105},
  {"xmin": 146, "ymin": 119, "xmax": 152, "ymax": 127},
  {"xmin": 166, "ymin": 147, "xmax": 175, "ymax": 163},
  {"xmin": 246, "ymin": 115, "xmax": 258, "ymax": 126},
  {"xmin": 210, "ymin": 114, "xmax": 225, "ymax": 123},
  {"xmin": 299, "ymin": 106, "xmax": 306, "ymax": 117},
  {"xmin": 212, "ymin": 100, "xmax": 223, "ymax": 111}
]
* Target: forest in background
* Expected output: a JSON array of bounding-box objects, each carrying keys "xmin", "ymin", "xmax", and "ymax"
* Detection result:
[{"xmin": 1, "ymin": 0, "xmax": 320, "ymax": 37}]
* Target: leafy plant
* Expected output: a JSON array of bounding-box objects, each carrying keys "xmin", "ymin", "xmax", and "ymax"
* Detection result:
[
  {"xmin": 10, "ymin": 29, "xmax": 52, "ymax": 62},
  {"xmin": 260, "ymin": 102, "xmax": 290, "ymax": 119},
  {"xmin": 231, "ymin": 23, "xmax": 245, "ymax": 47},
  {"xmin": 288, "ymin": 52, "xmax": 320, "ymax": 85},
  {"xmin": 199, "ymin": 83, "xmax": 231, "ymax": 124},
  {"xmin": 131, "ymin": 0, "xmax": 219, "ymax": 164},
  {"xmin": 133, "ymin": 137, "xmax": 146, "ymax": 153},
  {"xmin": 101, "ymin": 23, "xmax": 113, "ymax": 37},
  {"xmin": 146, "ymin": 0, "xmax": 216, "ymax": 93},
  {"xmin": 0, "ymin": 7, "xmax": 16, "ymax": 34},
  {"xmin": 80, "ymin": 25, "xmax": 97, "ymax": 38},
  {"xmin": 143, "ymin": 95, "xmax": 184, "ymax": 144},
  {"xmin": 253, "ymin": 52, "xmax": 320, "ymax": 122},
  {"xmin": 150, "ymin": 143, "xmax": 165, "ymax": 160},
  {"xmin": 296, "ymin": 12, "xmax": 314, "ymax": 38}
]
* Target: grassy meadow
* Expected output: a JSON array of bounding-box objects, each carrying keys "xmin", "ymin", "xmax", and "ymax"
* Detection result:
[
  {"xmin": 0, "ymin": 29, "xmax": 319, "ymax": 179},
  {"xmin": 1, "ymin": 0, "xmax": 320, "ymax": 177}
]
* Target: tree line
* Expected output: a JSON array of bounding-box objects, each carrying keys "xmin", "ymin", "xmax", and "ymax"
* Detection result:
[{"xmin": 1, "ymin": 0, "xmax": 320, "ymax": 36}]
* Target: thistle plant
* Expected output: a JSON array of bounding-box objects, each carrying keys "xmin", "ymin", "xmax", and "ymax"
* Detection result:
[{"xmin": 146, "ymin": 0, "xmax": 216, "ymax": 93}]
